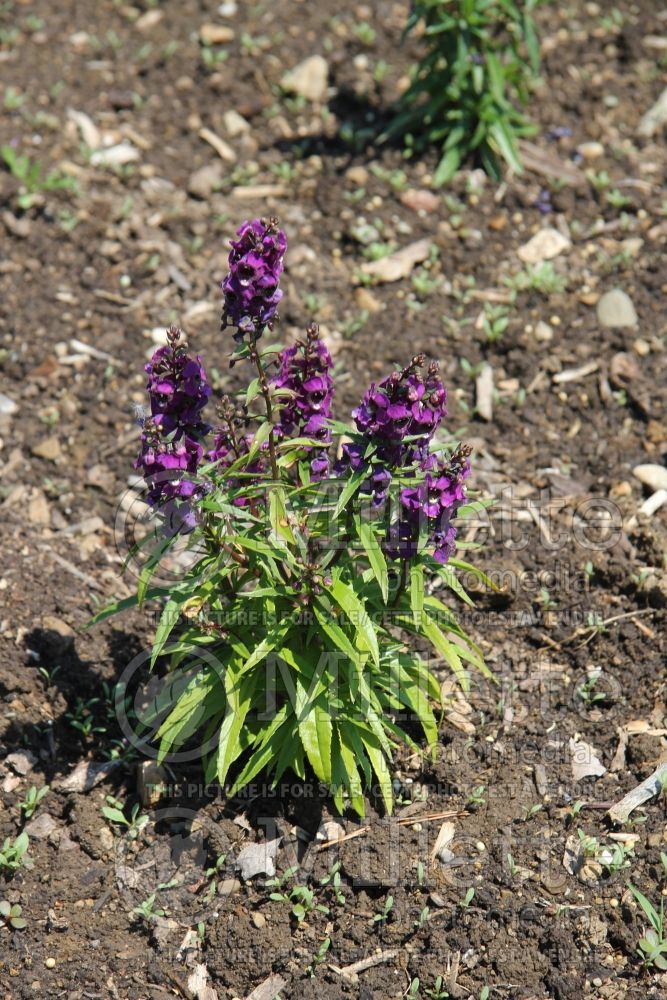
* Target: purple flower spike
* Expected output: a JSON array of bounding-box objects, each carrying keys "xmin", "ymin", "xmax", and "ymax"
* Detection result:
[
  {"xmin": 221, "ymin": 217, "xmax": 287, "ymax": 340},
  {"xmin": 135, "ymin": 327, "xmax": 211, "ymax": 532},
  {"xmin": 338, "ymin": 355, "xmax": 448, "ymax": 505},
  {"xmin": 389, "ymin": 443, "xmax": 472, "ymax": 564},
  {"xmin": 270, "ymin": 323, "xmax": 334, "ymax": 479}
]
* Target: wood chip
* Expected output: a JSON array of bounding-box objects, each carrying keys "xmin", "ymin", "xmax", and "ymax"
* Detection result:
[
  {"xmin": 475, "ymin": 363, "xmax": 494, "ymax": 421},
  {"xmin": 608, "ymin": 760, "xmax": 667, "ymax": 824},
  {"xmin": 552, "ymin": 361, "xmax": 599, "ymax": 384},
  {"xmin": 199, "ymin": 127, "xmax": 236, "ymax": 162},
  {"xmin": 431, "ymin": 821, "xmax": 456, "ymax": 863},
  {"xmin": 231, "ymin": 184, "xmax": 287, "ymax": 200},
  {"xmin": 55, "ymin": 759, "xmax": 120, "ymax": 792},
  {"xmin": 330, "ymin": 948, "xmax": 398, "ymax": 984},
  {"xmin": 188, "ymin": 964, "xmax": 218, "ymax": 1000},
  {"xmin": 518, "ymin": 140, "xmax": 587, "ymax": 187}
]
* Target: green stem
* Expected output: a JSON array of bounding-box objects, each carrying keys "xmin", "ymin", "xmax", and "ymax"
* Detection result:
[{"xmin": 249, "ymin": 340, "xmax": 279, "ymax": 482}]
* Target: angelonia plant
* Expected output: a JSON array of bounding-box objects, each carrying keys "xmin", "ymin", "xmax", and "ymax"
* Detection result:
[
  {"xmin": 385, "ymin": 0, "xmax": 544, "ymax": 184},
  {"xmin": 99, "ymin": 217, "xmax": 493, "ymax": 816}
]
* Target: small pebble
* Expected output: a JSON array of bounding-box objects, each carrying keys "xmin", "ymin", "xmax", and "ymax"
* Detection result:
[{"xmin": 45, "ymin": 958, "xmax": 56, "ymax": 969}]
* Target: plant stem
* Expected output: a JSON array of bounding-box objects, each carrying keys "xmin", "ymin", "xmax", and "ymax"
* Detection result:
[{"xmin": 249, "ymin": 340, "xmax": 279, "ymax": 482}]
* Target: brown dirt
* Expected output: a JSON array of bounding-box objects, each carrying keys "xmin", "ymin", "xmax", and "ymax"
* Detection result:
[{"xmin": 1, "ymin": 1, "xmax": 667, "ymax": 998}]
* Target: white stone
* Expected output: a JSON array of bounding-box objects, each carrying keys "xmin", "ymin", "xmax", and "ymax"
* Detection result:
[
  {"xmin": 633, "ymin": 464, "xmax": 667, "ymax": 493},
  {"xmin": 597, "ymin": 289, "xmax": 638, "ymax": 328},
  {"xmin": 517, "ymin": 227, "xmax": 570, "ymax": 265},
  {"xmin": 281, "ymin": 55, "xmax": 329, "ymax": 103}
]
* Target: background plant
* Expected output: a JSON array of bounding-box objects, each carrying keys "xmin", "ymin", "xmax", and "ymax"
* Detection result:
[
  {"xmin": 95, "ymin": 217, "xmax": 493, "ymax": 816},
  {"xmin": 385, "ymin": 0, "xmax": 544, "ymax": 184}
]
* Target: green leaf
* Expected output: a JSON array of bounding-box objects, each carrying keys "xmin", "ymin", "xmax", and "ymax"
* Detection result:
[
  {"xmin": 333, "ymin": 465, "xmax": 367, "ymax": 519},
  {"xmin": 361, "ymin": 736, "xmax": 393, "ymax": 814},
  {"xmin": 239, "ymin": 617, "xmax": 295, "ymax": 674},
  {"xmin": 269, "ymin": 487, "xmax": 296, "ymax": 546},
  {"xmin": 410, "ymin": 562, "xmax": 424, "ymax": 629},
  {"xmin": 326, "ymin": 578, "xmax": 379, "ymax": 668},
  {"xmin": 489, "ymin": 119, "xmax": 523, "ymax": 174},
  {"xmin": 246, "ymin": 420, "xmax": 273, "ymax": 464},
  {"xmin": 313, "ymin": 603, "xmax": 363, "ymax": 666},
  {"xmin": 332, "ymin": 728, "xmax": 365, "ymax": 816},
  {"xmin": 435, "ymin": 566, "xmax": 475, "ymax": 607},
  {"xmin": 420, "ymin": 612, "xmax": 470, "ymax": 692},
  {"xmin": 433, "ymin": 145, "xmax": 461, "ymax": 186},
  {"xmin": 296, "ymin": 678, "xmax": 332, "ymax": 784},
  {"xmin": 355, "ymin": 515, "xmax": 389, "ymax": 604},
  {"xmin": 217, "ymin": 669, "xmax": 258, "ymax": 785}
]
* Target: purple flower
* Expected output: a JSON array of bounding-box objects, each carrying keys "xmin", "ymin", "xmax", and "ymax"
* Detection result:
[
  {"xmin": 387, "ymin": 444, "xmax": 472, "ymax": 564},
  {"xmin": 338, "ymin": 355, "xmax": 447, "ymax": 504},
  {"xmin": 270, "ymin": 323, "xmax": 334, "ymax": 479},
  {"xmin": 144, "ymin": 329, "xmax": 211, "ymax": 439},
  {"xmin": 221, "ymin": 217, "xmax": 287, "ymax": 339},
  {"xmin": 135, "ymin": 327, "xmax": 211, "ymax": 532}
]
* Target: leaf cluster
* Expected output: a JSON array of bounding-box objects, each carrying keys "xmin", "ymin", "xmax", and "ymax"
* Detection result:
[{"xmin": 386, "ymin": 0, "xmax": 545, "ymax": 183}]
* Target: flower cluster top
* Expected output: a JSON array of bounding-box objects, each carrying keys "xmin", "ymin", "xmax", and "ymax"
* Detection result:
[
  {"xmin": 221, "ymin": 217, "xmax": 286, "ymax": 339},
  {"xmin": 133, "ymin": 218, "xmax": 471, "ymax": 565}
]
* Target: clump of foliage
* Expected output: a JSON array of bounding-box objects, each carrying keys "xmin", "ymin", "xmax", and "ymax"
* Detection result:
[
  {"xmin": 385, "ymin": 0, "xmax": 544, "ymax": 184},
  {"xmin": 95, "ymin": 217, "xmax": 493, "ymax": 816}
]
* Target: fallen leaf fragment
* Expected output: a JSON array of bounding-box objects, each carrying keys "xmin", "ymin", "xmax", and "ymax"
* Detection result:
[
  {"xmin": 570, "ymin": 737, "xmax": 606, "ymax": 781},
  {"xmin": 188, "ymin": 963, "xmax": 218, "ymax": 1000},
  {"xmin": 235, "ymin": 837, "xmax": 281, "ymax": 880},
  {"xmin": 55, "ymin": 759, "xmax": 121, "ymax": 793}
]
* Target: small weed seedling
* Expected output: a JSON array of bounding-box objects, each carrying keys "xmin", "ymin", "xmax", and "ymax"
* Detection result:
[
  {"xmin": 467, "ymin": 785, "xmax": 486, "ymax": 809},
  {"xmin": 576, "ymin": 668, "xmax": 607, "ymax": 707},
  {"xmin": 20, "ymin": 785, "xmax": 49, "ymax": 820},
  {"xmin": 307, "ymin": 935, "xmax": 331, "ymax": 976},
  {"xmin": 0, "ymin": 833, "xmax": 31, "ymax": 872},
  {"xmin": 319, "ymin": 862, "xmax": 346, "ymax": 905},
  {"xmin": 268, "ymin": 868, "xmax": 329, "ymax": 923},
  {"xmin": 424, "ymin": 976, "xmax": 450, "ymax": 999},
  {"xmin": 374, "ymin": 894, "xmax": 394, "ymax": 924},
  {"xmin": 133, "ymin": 893, "xmax": 165, "ymax": 924},
  {"xmin": 459, "ymin": 887, "xmax": 475, "ymax": 909},
  {"xmin": 482, "ymin": 303, "xmax": 510, "ymax": 343},
  {"xmin": 102, "ymin": 796, "xmax": 148, "ymax": 839},
  {"xmin": 0, "ymin": 901, "xmax": 27, "ymax": 930},
  {"xmin": 629, "ymin": 885, "xmax": 667, "ymax": 971},
  {"xmin": 506, "ymin": 262, "xmax": 566, "ymax": 297},
  {"xmin": 414, "ymin": 904, "xmax": 431, "ymax": 930},
  {"xmin": 1, "ymin": 144, "xmax": 76, "ymax": 210}
]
